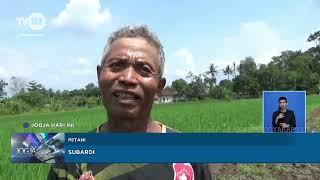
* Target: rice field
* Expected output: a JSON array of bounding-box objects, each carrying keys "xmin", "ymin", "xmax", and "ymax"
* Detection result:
[{"xmin": 0, "ymin": 96, "xmax": 319, "ymax": 179}]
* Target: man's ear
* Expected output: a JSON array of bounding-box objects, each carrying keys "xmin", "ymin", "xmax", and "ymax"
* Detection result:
[
  {"xmin": 97, "ymin": 65, "xmax": 103, "ymax": 97},
  {"xmin": 97, "ymin": 65, "xmax": 102, "ymax": 81},
  {"xmin": 154, "ymin": 77, "xmax": 166, "ymax": 101}
]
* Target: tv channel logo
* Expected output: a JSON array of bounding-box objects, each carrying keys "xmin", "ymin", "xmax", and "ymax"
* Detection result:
[{"xmin": 11, "ymin": 133, "xmax": 65, "ymax": 163}]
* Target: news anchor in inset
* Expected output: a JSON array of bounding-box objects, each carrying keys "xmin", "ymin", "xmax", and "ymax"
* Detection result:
[{"xmin": 272, "ymin": 96, "xmax": 296, "ymax": 132}]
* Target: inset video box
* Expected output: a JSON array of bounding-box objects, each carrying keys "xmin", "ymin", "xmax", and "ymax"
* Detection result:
[{"xmin": 11, "ymin": 133, "xmax": 65, "ymax": 163}]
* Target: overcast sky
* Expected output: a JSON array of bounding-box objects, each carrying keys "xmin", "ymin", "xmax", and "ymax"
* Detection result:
[{"xmin": 1, "ymin": 0, "xmax": 319, "ymax": 93}]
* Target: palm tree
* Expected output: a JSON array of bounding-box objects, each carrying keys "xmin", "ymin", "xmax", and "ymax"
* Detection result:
[
  {"xmin": 233, "ymin": 62, "xmax": 236, "ymax": 78},
  {"xmin": 205, "ymin": 63, "xmax": 218, "ymax": 86},
  {"xmin": 223, "ymin": 65, "xmax": 233, "ymax": 80}
]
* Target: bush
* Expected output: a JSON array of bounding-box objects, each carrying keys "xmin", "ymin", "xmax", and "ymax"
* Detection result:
[
  {"xmin": 71, "ymin": 96, "xmax": 87, "ymax": 107},
  {"xmin": 52, "ymin": 100, "xmax": 63, "ymax": 111},
  {"xmin": 210, "ymin": 86, "xmax": 233, "ymax": 100},
  {"xmin": 62, "ymin": 100, "xmax": 77, "ymax": 110},
  {"xmin": 15, "ymin": 91, "xmax": 45, "ymax": 108},
  {"xmin": 87, "ymin": 97, "xmax": 98, "ymax": 108},
  {"xmin": 5, "ymin": 99, "xmax": 31, "ymax": 114}
]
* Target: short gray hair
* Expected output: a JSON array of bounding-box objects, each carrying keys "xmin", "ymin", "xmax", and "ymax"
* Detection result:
[{"xmin": 101, "ymin": 25, "xmax": 165, "ymax": 77}]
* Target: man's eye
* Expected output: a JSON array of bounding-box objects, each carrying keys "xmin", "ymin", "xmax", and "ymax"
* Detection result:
[
  {"xmin": 136, "ymin": 64, "xmax": 152, "ymax": 77},
  {"xmin": 109, "ymin": 61, "xmax": 125, "ymax": 70},
  {"xmin": 141, "ymin": 66, "xmax": 152, "ymax": 73}
]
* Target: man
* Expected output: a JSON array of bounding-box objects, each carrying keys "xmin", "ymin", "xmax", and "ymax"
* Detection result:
[
  {"xmin": 48, "ymin": 25, "xmax": 212, "ymax": 180},
  {"xmin": 272, "ymin": 96, "xmax": 296, "ymax": 132}
]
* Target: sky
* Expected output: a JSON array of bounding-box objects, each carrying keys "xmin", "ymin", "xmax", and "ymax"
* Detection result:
[{"xmin": 0, "ymin": 0, "xmax": 319, "ymax": 94}]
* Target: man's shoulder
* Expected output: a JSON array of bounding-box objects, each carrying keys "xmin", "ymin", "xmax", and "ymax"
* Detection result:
[
  {"xmin": 165, "ymin": 126, "xmax": 180, "ymax": 133},
  {"xmin": 90, "ymin": 124, "xmax": 103, "ymax": 133},
  {"xmin": 90, "ymin": 123, "xmax": 180, "ymax": 133},
  {"xmin": 287, "ymin": 109, "xmax": 295, "ymax": 117},
  {"xmin": 154, "ymin": 121, "xmax": 180, "ymax": 133},
  {"xmin": 287, "ymin": 109, "xmax": 295, "ymax": 113},
  {"xmin": 89, "ymin": 127, "xmax": 98, "ymax": 133}
]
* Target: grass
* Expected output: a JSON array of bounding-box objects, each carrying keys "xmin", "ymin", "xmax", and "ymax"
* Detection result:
[
  {"xmin": 307, "ymin": 94, "xmax": 320, "ymax": 112},
  {"xmin": 0, "ymin": 95, "xmax": 319, "ymax": 179},
  {"xmin": 153, "ymin": 98, "xmax": 262, "ymax": 133}
]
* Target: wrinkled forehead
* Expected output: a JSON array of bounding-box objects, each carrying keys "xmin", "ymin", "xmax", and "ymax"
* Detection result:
[
  {"xmin": 109, "ymin": 48, "xmax": 148, "ymax": 60},
  {"xmin": 105, "ymin": 37, "xmax": 159, "ymax": 63}
]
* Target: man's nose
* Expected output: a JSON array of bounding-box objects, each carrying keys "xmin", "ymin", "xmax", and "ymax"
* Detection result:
[{"xmin": 118, "ymin": 67, "xmax": 139, "ymax": 86}]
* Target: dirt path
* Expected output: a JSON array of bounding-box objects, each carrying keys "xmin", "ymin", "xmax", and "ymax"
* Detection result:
[
  {"xmin": 209, "ymin": 162, "xmax": 320, "ymax": 179},
  {"xmin": 307, "ymin": 107, "xmax": 320, "ymax": 132}
]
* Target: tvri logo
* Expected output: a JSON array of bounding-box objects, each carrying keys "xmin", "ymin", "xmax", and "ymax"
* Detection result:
[{"xmin": 16, "ymin": 12, "xmax": 46, "ymax": 31}]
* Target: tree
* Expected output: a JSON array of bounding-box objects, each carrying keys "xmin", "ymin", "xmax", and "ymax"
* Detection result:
[
  {"xmin": 15, "ymin": 80, "xmax": 48, "ymax": 107},
  {"xmin": 186, "ymin": 71, "xmax": 208, "ymax": 100},
  {"xmin": 72, "ymin": 95, "xmax": 87, "ymax": 107},
  {"xmin": 233, "ymin": 57, "xmax": 260, "ymax": 96},
  {"xmin": 257, "ymin": 64, "xmax": 273, "ymax": 91},
  {"xmin": 69, "ymin": 89, "xmax": 84, "ymax": 97},
  {"xmin": 27, "ymin": 80, "xmax": 46, "ymax": 93},
  {"xmin": 61, "ymin": 90, "xmax": 70, "ymax": 99},
  {"xmin": 0, "ymin": 80, "xmax": 8, "ymax": 99},
  {"xmin": 171, "ymin": 79, "xmax": 188, "ymax": 98},
  {"xmin": 84, "ymin": 83, "xmax": 99, "ymax": 97},
  {"xmin": 309, "ymin": 73, "xmax": 320, "ymax": 94},
  {"xmin": 307, "ymin": 30, "xmax": 320, "ymax": 46},
  {"xmin": 15, "ymin": 91, "xmax": 45, "ymax": 107},
  {"xmin": 9, "ymin": 76, "xmax": 26, "ymax": 96},
  {"xmin": 46, "ymin": 88, "xmax": 55, "ymax": 98},
  {"xmin": 287, "ymin": 53, "xmax": 313, "ymax": 91},
  {"xmin": 205, "ymin": 63, "xmax": 218, "ymax": 86},
  {"xmin": 266, "ymin": 61, "xmax": 281, "ymax": 90},
  {"xmin": 219, "ymin": 79, "xmax": 233, "ymax": 90},
  {"xmin": 306, "ymin": 30, "xmax": 320, "ymax": 82},
  {"xmin": 237, "ymin": 56, "xmax": 257, "ymax": 76},
  {"xmin": 223, "ymin": 65, "xmax": 233, "ymax": 80},
  {"xmin": 233, "ymin": 62, "xmax": 236, "ymax": 78}
]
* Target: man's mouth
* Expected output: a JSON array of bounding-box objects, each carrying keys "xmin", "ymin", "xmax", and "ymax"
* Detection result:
[{"xmin": 112, "ymin": 90, "xmax": 141, "ymax": 101}]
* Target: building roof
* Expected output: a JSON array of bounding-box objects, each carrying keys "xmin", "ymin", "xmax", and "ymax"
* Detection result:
[{"xmin": 161, "ymin": 88, "xmax": 178, "ymax": 96}]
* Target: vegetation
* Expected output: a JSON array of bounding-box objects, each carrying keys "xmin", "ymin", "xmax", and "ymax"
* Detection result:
[
  {"xmin": 0, "ymin": 30, "xmax": 319, "ymax": 115},
  {"xmin": 0, "ymin": 96, "xmax": 319, "ymax": 179},
  {"xmin": 0, "ymin": 81, "xmax": 101, "ymax": 115},
  {"xmin": 170, "ymin": 30, "xmax": 320, "ymax": 99}
]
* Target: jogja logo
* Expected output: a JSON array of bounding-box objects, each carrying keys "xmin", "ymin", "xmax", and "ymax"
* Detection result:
[
  {"xmin": 173, "ymin": 163, "xmax": 194, "ymax": 180},
  {"xmin": 16, "ymin": 147, "xmax": 36, "ymax": 155}
]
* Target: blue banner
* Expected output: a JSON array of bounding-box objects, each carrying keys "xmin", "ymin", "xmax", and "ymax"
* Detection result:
[
  {"xmin": 12, "ymin": 133, "xmax": 320, "ymax": 163},
  {"xmin": 63, "ymin": 133, "xmax": 320, "ymax": 163}
]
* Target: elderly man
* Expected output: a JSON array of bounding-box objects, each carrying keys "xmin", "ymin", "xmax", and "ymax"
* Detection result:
[{"xmin": 48, "ymin": 25, "xmax": 211, "ymax": 180}]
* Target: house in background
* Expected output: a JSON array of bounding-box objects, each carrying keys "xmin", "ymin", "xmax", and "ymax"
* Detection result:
[{"xmin": 156, "ymin": 88, "xmax": 178, "ymax": 103}]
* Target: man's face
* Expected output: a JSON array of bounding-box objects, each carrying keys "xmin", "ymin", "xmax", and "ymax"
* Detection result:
[
  {"xmin": 97, "ymin": 37, "xmax": 166, "ymax": 119},
  {"xmin": 278, "ymin": 100, "xmax": 287, "ymax": 110}
]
